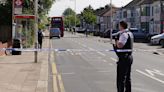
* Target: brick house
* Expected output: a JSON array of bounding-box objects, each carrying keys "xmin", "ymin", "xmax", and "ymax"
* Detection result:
[
  {"xmin": 95, "ymin": 5, "xmax": 119, "ymax": 36},
  {"xmin": 116, "ymin": 0, "xmax": 164, "ymax": 35}
]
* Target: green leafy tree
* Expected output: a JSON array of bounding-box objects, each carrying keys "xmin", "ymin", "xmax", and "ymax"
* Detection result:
[
  {"xmin": 63, "ymin": 8, "xmax": 75, "ymax": 16},
  {"xmin": 63, "ymin": 8, "xmax": 80, "ymax": 27},
  {"xmin": 0, "ymin": 0, "xmax": 12, "ymax": 25},
  {"xmin": 81, "ymin": 5, "xmax": 96, "ymax": 25},
  {"xmin": 23, "ymin": 0, "xmax": 55, "ymax": 15}
]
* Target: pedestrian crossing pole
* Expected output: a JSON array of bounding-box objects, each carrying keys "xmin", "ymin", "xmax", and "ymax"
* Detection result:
[{"xmin": 34, "ymin": 0, "xmax": 38, "ymax": 63}]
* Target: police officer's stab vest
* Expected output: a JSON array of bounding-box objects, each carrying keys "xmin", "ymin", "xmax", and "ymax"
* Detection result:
[{"xmin": 113, "ymin": 31, "xmax": 133, "ymax": 58}]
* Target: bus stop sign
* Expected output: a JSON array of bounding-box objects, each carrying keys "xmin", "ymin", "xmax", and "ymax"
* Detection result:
[{"xmin": 14, "ymin": 15, "xmax": 35, "ymax": 19}]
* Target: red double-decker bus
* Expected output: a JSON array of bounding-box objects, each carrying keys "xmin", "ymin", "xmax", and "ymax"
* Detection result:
[{"xmin": 51, "ymin": 17, "xmax": 64, "ymax": 37}]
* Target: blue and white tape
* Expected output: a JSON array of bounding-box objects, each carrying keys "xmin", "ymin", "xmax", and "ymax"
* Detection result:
[{"xmin": 0, "ymin": 48, "xmax": 162, "ymax": 53}]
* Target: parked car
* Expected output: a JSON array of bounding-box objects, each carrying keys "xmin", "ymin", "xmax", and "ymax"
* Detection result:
[
  {"xmin": 50, "ymin": 28, "xmax": 61, "ymax": 39},
  {"xmin": 151, "ymin": 33, "xmax": 164, "ymax": 47},
  {"xmin": 76, "ymin": 27, "xmax": 86, "ymax": 33},
  {"xmin": 129, "ymin": 28, "xmax": 147, "ymax": 40},
  {"xmin": 102, "ymin": 29, "xmax": 118, "ymax": 38}
]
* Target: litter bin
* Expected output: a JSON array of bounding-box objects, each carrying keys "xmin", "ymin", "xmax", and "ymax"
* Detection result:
[{"xmin": 12, "ymin": 39, "xmax": 21, "ymax": 55}]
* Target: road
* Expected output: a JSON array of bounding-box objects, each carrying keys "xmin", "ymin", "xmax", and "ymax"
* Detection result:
[{"xmin": 51, "ymin": 32, "xmax": 164, "ymax": 92}]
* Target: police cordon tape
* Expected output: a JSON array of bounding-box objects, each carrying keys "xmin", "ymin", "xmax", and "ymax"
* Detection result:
[{"xmin": 0, "ymin": 48, "xmax": 163, "ymax": 53}]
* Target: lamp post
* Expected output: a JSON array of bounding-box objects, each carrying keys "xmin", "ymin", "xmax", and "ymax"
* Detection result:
[
  {"xmin": 74, "ymin": 0, "xmax": 76, "ymax": 33},
  {"xmin": 34, "ymin": 0, "xmax": 38, "ymax": 63},
  {"xmin": 110, "ymin": 0, "xmax": 113, "ymax": 44},
  {"xmin": 12, "ymin": 0, "xmax": 15, "ymax": 40}
]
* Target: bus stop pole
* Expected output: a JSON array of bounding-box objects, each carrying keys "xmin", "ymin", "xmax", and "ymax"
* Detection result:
[{"xmin": 34, "ymin": 0, "xmax": 38, "ymax": 63}]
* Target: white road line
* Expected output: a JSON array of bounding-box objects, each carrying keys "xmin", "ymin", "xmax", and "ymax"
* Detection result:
[
  {"xmin": 81, "ymin": 44, "xmax": 87, "ymax": 47},
  {"xmin": 110, "ymin": 57, "xmax": 117, "ymax": 62},
  {"xmin": 75, "ymin": 53, "xmax": 82, "ymax": 55},
  {"xmin": 103, "ymin": 60, "xmax": 107, "ymax": 62},
  {"xmin": 109, "ymin": 63, "xmax": 113, "ymax": 66},
  {"xmin": 136, "ymin": 69, "xmax": 164, "ymax": 84},
  {"xmin": 96, "ymin": 51, "xmax": 106, "ymax": 56},
  {"xmin": 87, "ymin": 47, "xmax": 106, "ymax": 56},
  {"xmin": 97, "ymin": 71, "xmax": 111, "ymax": 73},
  {"xmin": 61, "ymin": 72, "xmax": 75, "ymax": 75},
  {"xmin": 72, "ymin": 40, "xmax": 107, "ymax": 56},
  {"xmin": 70, "ymin": 53, "xmax": 74, "ymax": 55}
]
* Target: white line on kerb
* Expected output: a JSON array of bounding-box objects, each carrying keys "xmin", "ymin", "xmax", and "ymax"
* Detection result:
[{"xmin": 136, "ymin": 69, "xmax": 164, "ymax": 84}]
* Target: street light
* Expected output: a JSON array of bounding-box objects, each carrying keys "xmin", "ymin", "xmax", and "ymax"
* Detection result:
[
  {"xmin": 110, "ymin": 0, "xmax": 113, "ymax": 44},
  {"xmin": 74, "ymin": 0, "xmax": 76, "ymax": 33}
]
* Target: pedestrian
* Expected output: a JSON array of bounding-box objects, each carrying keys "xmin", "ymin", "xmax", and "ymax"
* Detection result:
[
  {"xmin": 113, "ymin": 21, "xmax": 134, "ymax": 92},
  {"xmin": 38, "ymin": 29, "xmax": 43, "ymax": 49}
]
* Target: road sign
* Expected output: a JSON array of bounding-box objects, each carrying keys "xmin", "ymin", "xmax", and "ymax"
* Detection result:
[
  {"xmin": 14, "ymin": 0, "xmax": 23, "ymax": 8},
  {"xmin": 14, "ymin": 0, "xmax": 23, "ymax": 14},
  {"xmin": 14, "ymin": 15, "xmax": 35, "ymax": 19}
]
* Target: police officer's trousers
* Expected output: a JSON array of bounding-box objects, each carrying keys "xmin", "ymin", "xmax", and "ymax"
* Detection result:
[{"xmin": 117, "ymin": 55, "xmax": 133, "ymax": 92}]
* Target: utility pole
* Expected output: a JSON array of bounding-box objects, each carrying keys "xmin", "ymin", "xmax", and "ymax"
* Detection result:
[
  {"xmin": 12, "ymin": 0, "xmax": 15, "ymax": 40},
  {"xmin": 110, "ymin": 0, "xmax": 113, "ymax": 44},
  {"xmin": 74, "ymin": 0, "xmax": 76, "ymax": 33},
  {"xmin": 69, "ymin": 6, "xmax": 71, "ymax": 30},
  {"xmin": 34, "ymin": 0, "xmax": 38, "ymax": 63}
]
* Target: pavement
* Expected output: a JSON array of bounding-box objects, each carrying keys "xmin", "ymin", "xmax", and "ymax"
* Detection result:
[
  {"xmin": 51, "ymin": 32, "xmax": 164, "ymax": 92},
  {"xmin": 0, "ymin": 39, "xmax": 49, "ymax": 92}
]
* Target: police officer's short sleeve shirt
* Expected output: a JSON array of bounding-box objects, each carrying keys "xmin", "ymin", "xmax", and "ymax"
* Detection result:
[{"xmin": 118, "ymin": 30, "xmax": 133, "ymax": 46}]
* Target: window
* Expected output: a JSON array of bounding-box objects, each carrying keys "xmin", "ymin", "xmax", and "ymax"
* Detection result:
[
  {"xmin": 152, "ymin": 7, "xmax": 154, "ymax": 16},
  {"xmin": 155, "ymin": 5, "xmax": 160, "ymax": 14},
  {"xmin": 162, "ymin": 2, "xmax": 164, "ymax": 12},
  {"xmin": 123, "ymin": 11, "xmax": 127, "ymax": 18},
  {"xmin": 141, "ymin": 6, "xmax": 150, "ymax": 16}
]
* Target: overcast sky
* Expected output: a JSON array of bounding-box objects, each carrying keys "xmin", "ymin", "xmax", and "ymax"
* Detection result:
[{"xmin": 49, "ymin": 0, "xmax": 133, "ymax": 17}]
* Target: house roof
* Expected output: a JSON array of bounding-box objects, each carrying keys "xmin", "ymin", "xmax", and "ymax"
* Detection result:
[
  {"xmin": 95, "ymin": 4, "xmax": 119, "ymax": 16},
  {"xmin": 95, "ymin": 5, "xmax": 119, "ymax": 16},
  {"xmin": 95, "ymin": 7, "xmax": 110, "ymax": 16},
  {"xmin": 103, "ymin": 7, "xmax": 119, "ymax": 17},
  {"xmin": 123, "ymin": 0, "xmax": 159, "ymax": 9}
]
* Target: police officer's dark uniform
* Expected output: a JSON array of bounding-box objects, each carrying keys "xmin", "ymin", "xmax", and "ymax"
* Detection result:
[
  {"xmin": 113, "ymin": 29, "xmax": 133, "ymax": 92},
  {"xmin": 38, "ymin": 30, "xmax": 43, "ymax": 49}
]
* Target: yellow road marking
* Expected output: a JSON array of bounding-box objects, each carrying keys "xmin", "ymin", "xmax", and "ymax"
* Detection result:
[
  {"xmin": 51, "ymin": 52, "xmax": 65, "ymax": 92},
  {"xmin": 58, "ymin": 74, "xmax": 66, "ymax": 92},
  {"xmin": 53, "ymin": 75, "xmax": 59, "ymax": 92},
  {"xmin": 52, "ymin": 62, "xmax": 58, "ymax": 75}
]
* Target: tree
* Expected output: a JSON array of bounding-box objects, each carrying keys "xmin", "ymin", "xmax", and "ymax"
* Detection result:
[
  {"xmin": 63, "ymin": 8, "xmax": 75, "ymax": 16},
  {"xmin": 23, "ymin": 0, "xmax": 55, "ymax": 15},
  {"xmin": 0, "ymin": 0, "xmax": 12, "ymax": 25},
  {"xmin": 81, "ymin": 5, "xmax": 96, "ymax": 25},
  {"xmin": 63, "ymin": 8, "xmax": 80, "ymax": 28}
]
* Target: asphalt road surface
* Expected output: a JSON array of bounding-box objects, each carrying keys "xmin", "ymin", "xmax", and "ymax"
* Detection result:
[{"xmin": 51, "ymin": 32, "xmax": 164, "ymax": 92}]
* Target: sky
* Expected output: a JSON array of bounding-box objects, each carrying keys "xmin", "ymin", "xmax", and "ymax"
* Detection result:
[{"xmin": 49, "ymin": 0, "xmax": 133, "ymax": 17}]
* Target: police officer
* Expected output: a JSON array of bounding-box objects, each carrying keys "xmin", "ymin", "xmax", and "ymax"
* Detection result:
[
  {"xmin": 38, "ymin": 29, "xmax": 43, "ymax": 49},
  {"xmin": 113, "ymin": 21, "xmax": 134, "ymax": 92}
]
